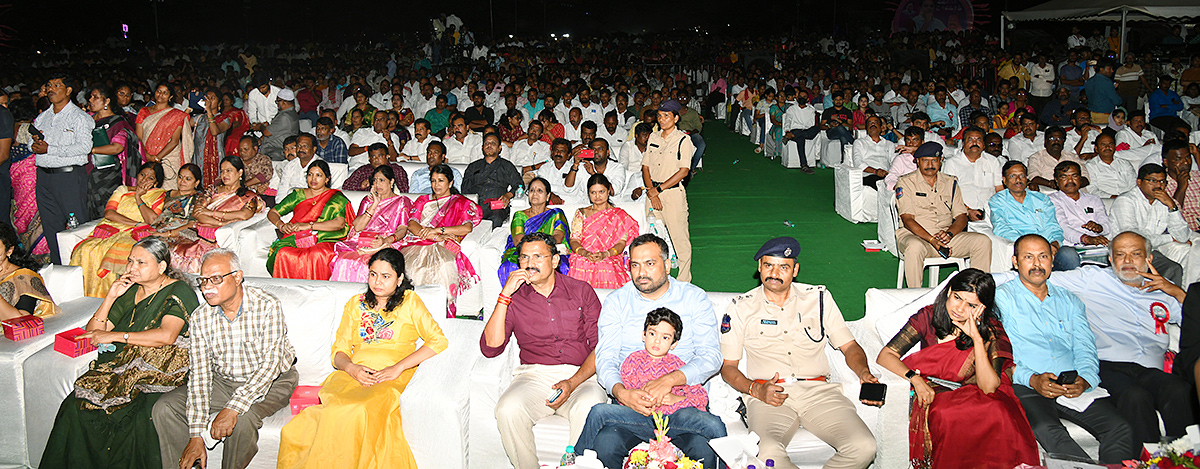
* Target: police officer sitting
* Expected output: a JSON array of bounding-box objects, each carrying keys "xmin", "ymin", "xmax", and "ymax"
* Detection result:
[
  {"xmin": 719, "ymin": 237, "xmax": 879, "ymax": 469},
  {"xmin": 895, "ymin": 142, "xmax": 993, "ymax": 287}
]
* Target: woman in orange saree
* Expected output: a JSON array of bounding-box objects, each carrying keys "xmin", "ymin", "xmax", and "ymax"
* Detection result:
[
  {"xmin": 135, "ymin": 84, "xmax": 193, "ymax": 190},
  {"xmin": 877, "ymin": 269, "xmax": 1039, "ymax": 469},
  {"xmin": 266, "ymin": 160, "xmax": 353, "ymax": 280},
  {"xmin": 69, "ymin": 163, "xmax": 168, "ymax": 297}
]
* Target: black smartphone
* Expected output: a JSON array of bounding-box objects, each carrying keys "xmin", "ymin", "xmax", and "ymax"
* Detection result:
[
  {"xmin": 859, "ymin": 382, "xmax": 886, "ymax": 405},
  {"xmin": 937, "ymin": 246, "xmax": 951, "ymax": 259},
  {"xmin": 1056, "ymin": 370, "xmax": 1078, "ymax": 385},
  {"xmin": 28, "ymin": 126, "xmax": 44, "ymax": 141}
]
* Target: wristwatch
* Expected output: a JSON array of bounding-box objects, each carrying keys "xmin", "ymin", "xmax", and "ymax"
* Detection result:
[
  {"xmin": 905, "ymin": 369, "xmax": 919, "ymax": 380},
  {"xmin": 123, "ymin": 333, "xmax": 130, "ymax": 342}
]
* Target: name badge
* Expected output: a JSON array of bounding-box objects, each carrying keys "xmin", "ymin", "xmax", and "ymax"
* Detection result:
[
  {"xmin": 915, "ymin": 192, "xmax": 928, "ymax": 197},
  {"xmin": 1085, "ymin": 207, "xmax": 1094, "ymax": 213},
  {"xmin": 760, "ymin": 319, "xmax": 778, "ymax": 325}
]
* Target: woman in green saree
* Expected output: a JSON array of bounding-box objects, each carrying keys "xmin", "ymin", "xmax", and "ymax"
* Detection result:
[{"xmin": 41, "ymin": 236, "xmax": 199, "ymax": 468}]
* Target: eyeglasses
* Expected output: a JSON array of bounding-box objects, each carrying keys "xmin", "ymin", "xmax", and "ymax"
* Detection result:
[
  {"xmin": 1141, "ymin": 177, "xmax": 1167, "ymax": 184},
  {"xmin": 195, "ymin": 271, "xmax": 239, "ymax": 287}
]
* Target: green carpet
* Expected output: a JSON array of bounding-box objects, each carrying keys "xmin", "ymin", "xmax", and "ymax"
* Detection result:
[{"xmin": 686, "ymin": 122, "xmax": 899, "ymax": 321}]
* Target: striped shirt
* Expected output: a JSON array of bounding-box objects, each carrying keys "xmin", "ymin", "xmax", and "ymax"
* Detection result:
[
  {"xmin": 32, "ymin": 101, "xmax": 93, "ymax": 168},
  {"xmin": 186, "ymin": 286, "xmax": 295, "ymax": 437}
]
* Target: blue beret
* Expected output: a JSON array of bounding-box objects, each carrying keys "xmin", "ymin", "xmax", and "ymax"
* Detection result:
[
  {"xmin": 913, "ymin": 142, "xmax": 943, "ymax": 159},
  {"xmin": 755, "ymin": 237, "xmax": 800, "ymax": 261},
  {"xmin": 658, "ymin": 99, "xmax": 683, "ymax": 113}
]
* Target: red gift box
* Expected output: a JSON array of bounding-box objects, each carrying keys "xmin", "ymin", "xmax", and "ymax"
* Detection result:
[
  {"xmin": 290, "ymin": 385, "xmax": 322, "ymax": 415},
  {"xmin": 484, "ymin": 198, "xmax": 506, "ymax": 210},
  {"xmin": 195, "ymin": 225, "xmax": 218, "ymax": 241},
  {"xmin": 2, "ymin": 315, "xmax": 44, "ymax": 341},
  {"xmin": 293, "ymin": 230, "xmax": 317, "ymax": 248},
  {"xmin": 357, "ymin": 231, "xmax": 380, "ymax": 245},
  {"xmin": 90, "ymin": 224, "xmax": 120, "ymax": 239},
  {"xmin": 263, "ymin": 188, "xmax": 278, "ymax": 197},
  {"xmin": 131, "ymin": 225, "xmax": 154, "ymax": 241},
  {"xmin": 54, "ymin": 328, "xmax": 98, "ymax": 357}
]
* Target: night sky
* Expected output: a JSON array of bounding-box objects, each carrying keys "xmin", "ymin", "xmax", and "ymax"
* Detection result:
[{"xmin": 3, "ymin": 0, "xmax": 1044, "ymax": 48}]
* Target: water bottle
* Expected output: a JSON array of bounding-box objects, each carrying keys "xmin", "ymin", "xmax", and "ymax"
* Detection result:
[
  {"xmin": 515, "ymin": 184, "xmax": 525, "ymax": 198},
  {"xmin": 66, "ymin": 213, "xmax": 80, "ymax": 230},
  {"xmin": 560, "ymin": 445, "xmax": 576, "ymax": 466}
]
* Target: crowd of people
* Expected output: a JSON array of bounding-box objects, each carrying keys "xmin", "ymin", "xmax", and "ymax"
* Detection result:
[{"xmin": 4, "ymin": 17, "xmax": 1200, "ymax": 469}]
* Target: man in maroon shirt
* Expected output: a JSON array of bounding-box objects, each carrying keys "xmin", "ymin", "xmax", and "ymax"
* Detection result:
[{"xmin": 481, "ymin": 232, "xmax": 607, "ymax": 469}]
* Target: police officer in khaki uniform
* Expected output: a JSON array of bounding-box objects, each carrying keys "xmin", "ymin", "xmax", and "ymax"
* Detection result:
[
  {"xmin": 719, "ymin": 237, "xmax": 879, "ymax": 469},
  {"xmin": 642, "ymin": 99, "xmax": 696, "ymax": 282},
  {"xmin": 895, "ymin": 142, "xmax": 992, "ymax": 287}
]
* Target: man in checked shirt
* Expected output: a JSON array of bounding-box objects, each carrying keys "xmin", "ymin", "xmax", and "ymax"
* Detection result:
[{"xmin": 154, "ymin": 249, "xmax": 298, "ymax": 469}]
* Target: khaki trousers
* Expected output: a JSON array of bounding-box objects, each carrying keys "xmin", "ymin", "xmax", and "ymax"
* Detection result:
[
  {"xmin": 897, "ymin": 230, "xmax": 991, "ymax": 288},
  {"xmin": 153, "ymin": 367, "xmax": 298, "ymax": 469},
  {"xmin": 1091, "ymin": 112, "xmax": 1110, "ymax": 125},
  {"xmin": 648, "ymin": 186, "xmax": 691, "ymax": 281},
  {"xmin": 494, "ymin": 364, "xmax": 608, "ymax": 469},
  {"xmin": 746, "ymin": 381, "xmax": 876, "ymax": 469}
]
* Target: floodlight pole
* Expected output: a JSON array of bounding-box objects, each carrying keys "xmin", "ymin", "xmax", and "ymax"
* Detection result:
[{"xmin": 1119, "ymin": 7, "xmax": 1128, "ymax": 59}]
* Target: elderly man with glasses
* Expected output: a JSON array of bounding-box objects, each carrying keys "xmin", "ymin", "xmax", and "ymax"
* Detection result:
[
  {"xmin": 154, "ymin": 249, "xmax": 298, "ymax": 469},
  {"xmin": 1111, "ymin": 160, "xmax": 1195, "ymax": 286}
]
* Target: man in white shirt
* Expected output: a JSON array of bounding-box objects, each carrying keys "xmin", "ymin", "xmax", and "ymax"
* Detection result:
[
  {"xmin": 619, "ymin": 123, "xmax": 653, "ymax": 174},
  {"xmin": 1027, "ymin": 126, "xmax": 1091, "ymax": 192},
  {"xmin": 566, "ymin": 139, "xmax": 626, "ymax": 204},
  {"xmin": 1117, "ymin": 111, "xmax": 1163, "ymax": 166},
  {"xmin": 1003, "ymin": 112, "xmax": 1045, "ymax": 164},
  {"xmin": 1066, "ymin": 109, "xmax": 1102, "ymax": 156},
  {"xmin": 563, "ymin": 108, "xmax": 584, "ymax": 144},
  {"xmin": 942, "ymin": 127, "xmax": 1004, "ymax": 225},
  {"xmin": 536, "ymin": 139, "xmax": 577, "ymax": 201},
  {"xmin": 1085, "ymin": 131, "xmax": 1137, "ymax": 198},
  {"xmin": 246, "ymin": 79, "xmax": 281, "ymax": 127},
  {"xmin": 407, "ymin": 83, "xmax": 438, "ymax": 121},
  {"xmin": 347, "ymin": 115, "xmax": 402, "ymax": 174},
  {"xmin": 782, "ymin": 88, "xmax": 819, "ymax": 173},
  {"xmin": 850, "ymin": 116, "xmax": 896, "ymax": 190},
  {"xmin": 398, "ymin": 119, "xmax": 440, "ymax": 162},
  {"xmin": 274, "ymin": 135, "xmax": 323, "ymax": 193},
  {"xmin": 1029, "ymin": 55, "xmax": 1056, "ymax": 108},
  {"xmin": 443, "ymin": 115, "xmax": 484, "ymax": 165},
  {"xmin": 576, "ymin": 89, "xmax": 605, "ymax": 126},
  {"xmin": 1110, "ymin": 163, "xmax": 1193, "ymax": 285},
  {"xmin": 596, "ymin": 112, "xmax": 628, "ymax": 152},
  {"xmin": 554, "ymin": 92, "xmax": 574, "ymax": 126},
  {"xmin": 509, "ymin": 120, "xmax": 551, "ymax": 171},
  {"xmin": 368, "ymin": 78, "xmax": 392, "ymax": 110}
]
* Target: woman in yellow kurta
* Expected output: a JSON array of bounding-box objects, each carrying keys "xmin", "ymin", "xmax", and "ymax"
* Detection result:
[
  {"xmin": 70, "ymin": 162, "xmax": 167, "ymax": 297},
  {"xmin": 277, "ymin": 247, "xmax": 448, "ymax": 469}
]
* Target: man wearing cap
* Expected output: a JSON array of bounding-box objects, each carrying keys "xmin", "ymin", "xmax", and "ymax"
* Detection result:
[
  {"xmin": 258, "ymin": 89, "xmax": 300, "ymax": 161},
  {"xmin": 641, "ymin": 100, "xmax": 696, "ymax": 282},
  {"xmin": 895, "ymin": 142, "xmax": 993, "ymax": 287},
  {"xmin": 719, "ymin": 237, "xmax": 879, "ymax": 469}
]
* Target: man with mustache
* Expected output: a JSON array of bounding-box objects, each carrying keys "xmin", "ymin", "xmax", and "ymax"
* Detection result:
[
  {"xmin": 1027, "ymin": 126, "xmax": 1090, "ymax": 192},
  {"xmin": 575, "ymin": 234, "xmax": 725, "ymax": 468},
  {"xmin": 1111, "ymin": 161, "xmax": 1196, "ymax": 286},
  {"xmin": 1048, "ymin": 161, "xmax": 1114, "ymax": 251},
  {"xmin": 996, "ymin": 234, "xmax": 1135, "ymax": 464},
  {"xmin": 155, "ymin": 249, "xmax": 298, "ymax": 469},
  {"xmin": 989, "ymin": 161, "xmax": 1075, "ymax": 270},
  {"xmin": 895, "ymin": 142, "xmax": 992, "ymax": 287},
  {"xmin": 718, "ymin": 237, "xmax": 879, "ymax": 469},
  {"xmin": 1003, "ymin": 112, "xmax": 1044, "ymax": 165},
  {"xmin": 31, "ymin": 73, "xmax": 92, "ymax": 264},
  {"xmin": 1014, "ymin": 231, "xmax": 1191, "ymax": 446},
  {"xmin": 481, "ymin": 232, "xmax": 606, "ymax": 469},
  {"xmin": 1083, "ymin": 131, "xmax": 1136, "ymax": 198},
  {"xmin": 1162, "ymin": 139, "xmax": 1200, "ymax": 231},
  {"xmin": 942, "ymin": 127, "xmax": 1003, "ymax": 224}
]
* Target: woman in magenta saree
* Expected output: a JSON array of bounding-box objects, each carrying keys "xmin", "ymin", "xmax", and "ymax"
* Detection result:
[
  {"xmin": 877, "ymin": 268, "xmax": 1039, "ymax": 469},
  {"xmin": 399, "ymin": 165, "xmax": 481, "ymax": 317},
  {"xmin": 266, "ymin": 160, "xmax": 353, "ymax": 280},
  {"xmin": 329, "ymin": 166, "xmax": 413, "ymax": 282},
  {"xmin": 568, "ymin": 174, "xmax": 638, "ymax": 289}
]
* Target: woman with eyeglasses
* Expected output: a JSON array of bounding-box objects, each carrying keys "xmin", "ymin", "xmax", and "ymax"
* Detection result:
[
  {"xmin": 497, "ymin": 177, "xmax": 569, "ymax": 284},
  {"xmin": 278, "ymin": 248, "xmax": 447, "ymax": 469},
  {"xmin": 42, "ymin": 236, "xmax": 199, "ymax": 468}
]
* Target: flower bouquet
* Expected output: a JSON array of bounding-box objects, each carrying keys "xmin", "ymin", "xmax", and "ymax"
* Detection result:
[
  {"xmin": 623, "ymin": 411, "xmax": 705, "ymax": 469},
  {"xmin": 1125, "ymin": 435, "xmax": 1200, "ymax": 469}
]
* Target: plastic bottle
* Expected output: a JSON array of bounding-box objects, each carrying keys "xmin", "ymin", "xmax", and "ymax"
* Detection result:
[
  {"xmin": 66, "ymin": 213, "xmax": 79, "ymax": 230},
  {"xmin": 515, "ymin": 184, "xmax": 525, "ymax": 198},
  {"xmin": 560, "ymin": 445, "xmax": 576, "ymax": 466}
]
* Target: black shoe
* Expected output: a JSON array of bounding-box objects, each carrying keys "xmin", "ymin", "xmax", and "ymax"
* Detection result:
[{"xmin": 800, "ymin": 166, "xmax": 815, "ymax": 174}]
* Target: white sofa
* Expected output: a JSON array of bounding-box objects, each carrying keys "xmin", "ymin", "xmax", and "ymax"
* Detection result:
[{"xmin": 468, "ymin": 289, "xmax": 905, "ymax": 469}]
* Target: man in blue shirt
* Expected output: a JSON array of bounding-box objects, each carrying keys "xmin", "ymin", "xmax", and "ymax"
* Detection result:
[
  {"xmin": 1085, "ymin": 58, "xmax": 1124, "ymax": 125},
  {"xmin": 312, "ymin": 117, "xmax": 349, "ymax": 164},
  {"xmin": 409, "ymin": 142, "xmax": 462, "ymax": 194},
  {"xmin": 574, "ymin": 234, "xmax": 725, "ymax": 468},
  {"xmin": 1148, "ymin": 76, "xmax": 1186, "ymax": 133},
  {"xmin": 1036, "ymin": 231, "xmax": 1192, "ymax": 446},
  {"xmin": 989, "ymin": 161, "xmax": 1077, "ymax": 270},
  {"xmin": 997, "ymin": 234, "xmax": 1134, "ymax": 464}
]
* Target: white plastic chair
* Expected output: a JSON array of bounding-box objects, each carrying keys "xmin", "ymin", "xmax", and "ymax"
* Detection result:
[{"xmin": 884, "ymin": 187, "xmax": 969, "ymax": 288}]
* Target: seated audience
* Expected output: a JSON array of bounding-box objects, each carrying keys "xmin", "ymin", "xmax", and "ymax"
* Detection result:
[
  {"xmin": 344, "ymin": 143, "xmax": 409, "ymax": 193},
  {"xmin": 989, "ymin": 161, "xmax": 1074, "ymax": 270},
  {"xmin": 70, "ymin": 162, "xmax": 167, "ymax": 297},
  {"xmin": 399, "ymin": 164, "xmax": 482, "ymax": 317},
  {"xmin": 1111, "ymin": 163, "xmax": 1193, "ymax": 286},
  {"xmin": 313, "ymin": 116, "xmax": 349, "ymax": 165},
  {"xmin": 884, "ymin": 127, "xmax": 925, "ymax": 191},
  {"xmin": 329, "ymin": 166, "xmax": 413, "ymax": 282},
  {"xmin": 498, "ymin": 177, "xmax": 569, "ymax": 284},
  {"xmin": 942, "ymin": 127, "xmax": 1002, "ymax": 225},
  {"xmin": 462, "ymin": 133, "xmax": 523, "ymax": 227},
  {"xmin": 1085, "ymin": 130, "xmax": 1137, "ymax": 198},
  {"xmin": 569, "ymin": 174, "xmax": 639, "ymax": 289},
  {"xmin": 409, "ymin": 142, "xmax": 461, "ymax": 194},
  {"xmin": 266, "ymin": 160, "xmax": 352, "ymax": 280},
  {"xmin": 171, "ymin": 157, "xmax": 264, "ymax": 273},
  {"xmin": 1027, "ymin": 126, "xmax": 1090, "ymax": 191},
  {"xmin": 850, "ymin": 116, "xmax": 896, "ymax": 189},
  {"xmin": 1047, "ymin": 161, "xmax": 1113, "ymax": 250},
  {"xmin": 1002, "ymin": 112, "xmax": 1044, "ymax": 164},
  {"xmin": 878, "ymin": 268, "xmax": 1038, "ymax": 468},
  {"xmin": 1162, "ymin": 139, "xmax": 1200, "ymax": 231},
  {"xmin": 278, "ymin": 248, "xmax": 447, "ymax": 468},
  {"xmin": 0, "ymin": 222, "xmax": 58, "ymax": 319}
]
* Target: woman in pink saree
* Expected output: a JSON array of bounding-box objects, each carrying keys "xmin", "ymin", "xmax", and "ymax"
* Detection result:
[
  {"xmin": 330, "ymin": 166, "xmax": 413, "ymax": 282},
  {"xmin": 398, "ymin": 165, "xmax": 481, "ymax": 317},
  {"xmin": 877, "ymin": 268, "xmax": 1039, "ymax": 469},
  {"xmin": 10, "ymin": 121, "xmax": 48, "ymax": 262},
  {"xmin": 568, "ymin": 174, "xmax": 639, "ymax": 289},
  {"xmin": 169, "ymin": 156, "xmax": 264, "ymax": 273},
  {"xmin": 136, "ymin": 84, "xmax": 193, "ymax": 190}
]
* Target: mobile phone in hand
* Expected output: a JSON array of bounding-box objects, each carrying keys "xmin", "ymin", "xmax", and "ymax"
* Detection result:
[
  {"xmin": 1055, "ymin": 370, "xmax": 1078, "ymax": 386},
  {"xmin": 937, "ymin": 247, "xmax": 951, "ymax": 259},
  {"xmin": 547, "ymin": 388, "xmax": 563, "ymax": 403},
  {"xmin": 858, "ymin": 382, "xmax": 886, "ymax": 405}
]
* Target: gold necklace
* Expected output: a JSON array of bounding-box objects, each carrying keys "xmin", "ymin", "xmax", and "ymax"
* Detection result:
[{"xmin": 130, "ymin": 278, "xmax": 167, "ymax": 328}]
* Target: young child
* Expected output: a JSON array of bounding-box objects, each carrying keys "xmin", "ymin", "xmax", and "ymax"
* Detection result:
[{"xmin": 619, "ymin": 307, "xmax": 708, "ymax": 414}]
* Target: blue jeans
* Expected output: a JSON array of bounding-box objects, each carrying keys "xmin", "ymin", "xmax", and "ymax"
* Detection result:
[
  {"xmin": 690, "ymin": 133, "xmax": 706, "ymax": 170},
  {"xmin": 826, "ymin": 125, "xmax": 855, "ymax": 147},
  {"xmin": 1053, "ymin": 245, "xmax": 1080, "ymax": 271},
  {"xmin": 740, "ymin": 109, "xmax": 754, "ymax": 133},
  {"xmin": 574, "ymin": 404, "xmax": 727, "ymax": 469}
]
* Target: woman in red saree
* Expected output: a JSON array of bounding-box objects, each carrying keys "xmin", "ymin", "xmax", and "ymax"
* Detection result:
[
  {"xmin": 136, "ymin": 84, "xmax": 193, "ymax": 190},
  {"xmin": 568, "ymin": 174, "xmax": 639, "ymax": 289},
  {"xmin": 877, "ymin": 268, "xmax": 1039, "ymax": 469},
  {"xmin": 398, "ymin": 165, "xmax": 482, "ymax": 317},
  {"xmin": 539, "ymin": 110, "xmax": 565, "ymax": 144},
  {"xmin": 196, "ymin": 89, "xmax": 249, "ymax": 187},
  {"xmin": 266, "ymin": 160, "xmax": 353, "ymax": 280},
  {"xmin": 219, "ymin": 93, "xmax": 250, "ymax": 157}
]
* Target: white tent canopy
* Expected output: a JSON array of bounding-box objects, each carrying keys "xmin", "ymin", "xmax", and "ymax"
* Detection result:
[{"xmin": 1001, "ymin": 0, "xmax": 1200, "ymax": 57}]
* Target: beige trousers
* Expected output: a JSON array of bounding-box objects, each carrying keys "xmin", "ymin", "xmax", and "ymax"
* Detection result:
[
  {"xmin": 648, "ymin": 186, "xmax": 691, "ymax": 281},
  {"xmin": 897, "ymin": 230, "xmax": 991, "ymax": 288},
  {"xmin": 746, "ymin": 381, "xmax": 877, "ymax": 469},
  {"xmin": 494, "ymin": 364, "xmax": 608, "ymax": 469}
]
